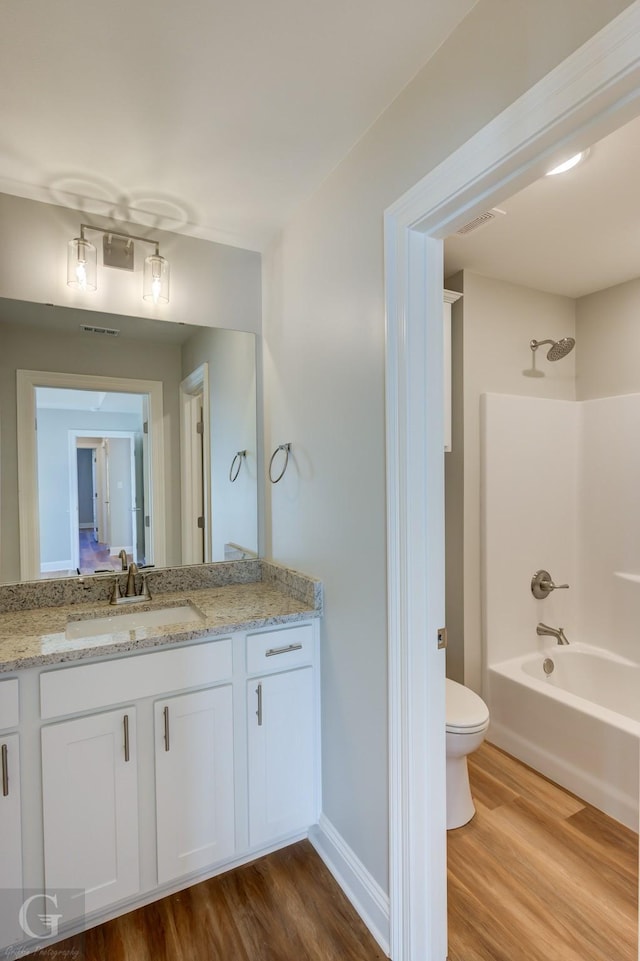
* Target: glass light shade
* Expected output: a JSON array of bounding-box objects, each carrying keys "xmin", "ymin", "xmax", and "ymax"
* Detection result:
[
  {"xmin": 143, "ymin": 254, "xmax": 170, "ymax": 304},
  {"xmin": 67, "ymin": 237, "xmax": 97, "ymax": 291}
]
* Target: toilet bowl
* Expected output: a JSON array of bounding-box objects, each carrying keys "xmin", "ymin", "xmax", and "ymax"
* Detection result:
[{"xmin": 445, "ymin": 678, "xmax": 490, "ymax": 830}]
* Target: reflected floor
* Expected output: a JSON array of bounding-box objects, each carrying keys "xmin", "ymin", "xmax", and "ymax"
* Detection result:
[{"xmin": 42, "ymin": 530, "xmax": 131, "ymax": 578}]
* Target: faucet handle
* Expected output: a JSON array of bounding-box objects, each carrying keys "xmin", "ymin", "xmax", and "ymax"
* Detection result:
[
  {"xmin": 531, "ymin": 569, "xmax": 570, "ymax": 599},
  {"xmin": 110, "ymin": 576, "xmax": 122, "ymax": 605},
  {"xmin": 139, "ymin": 574, "xmax": 152, "ymax": 601}
]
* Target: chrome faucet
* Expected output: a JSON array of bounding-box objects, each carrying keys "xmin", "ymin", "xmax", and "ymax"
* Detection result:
[
  {"xmin": 118, "ymin": 549, "xmax": 128, "ymax": 570},
  {"xmin": 537, "ymin": 623, "xmax": 569, "ymax": 645}
]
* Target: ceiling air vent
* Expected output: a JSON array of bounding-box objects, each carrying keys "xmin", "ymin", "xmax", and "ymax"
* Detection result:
[
  {"xmin": 456, "ymin": 207, "xmax": 506, "ymax": 236},
  {"xmin": 79, "ymin": 324, "xmax": 120, "ymax": 337}
]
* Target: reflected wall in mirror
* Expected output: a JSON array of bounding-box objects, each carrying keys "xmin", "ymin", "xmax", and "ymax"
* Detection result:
[{"xmin": 0, "ymin": 298, "xmax": 259, "ymax": 584}]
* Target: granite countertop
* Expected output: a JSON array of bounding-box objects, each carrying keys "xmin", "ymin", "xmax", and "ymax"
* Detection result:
[{"xmin": 0, "ymin": 561, "xmax": 322, "ymax": 673}]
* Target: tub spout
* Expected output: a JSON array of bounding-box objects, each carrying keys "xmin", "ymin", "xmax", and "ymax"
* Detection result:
[{"xmin": 537, "ymin": 623, "xmax": 569, "ymax": 645}]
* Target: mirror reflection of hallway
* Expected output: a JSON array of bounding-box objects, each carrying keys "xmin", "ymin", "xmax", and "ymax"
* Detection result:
[
  {"xmin": 74, "ymin": 435, "xmax": 141, "ymax": 574},
  {"xmin": 34, "ymin": 386, "xmax": 147, "ymax": 577}
]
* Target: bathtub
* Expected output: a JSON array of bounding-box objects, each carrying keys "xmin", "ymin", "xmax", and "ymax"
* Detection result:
[{"xmin": 487, "ymin": 643, "xmax": 640, "ymax": 830}]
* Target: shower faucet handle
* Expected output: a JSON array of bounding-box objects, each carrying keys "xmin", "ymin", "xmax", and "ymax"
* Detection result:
[{"xmin": 531, "ymin": 569, "xmax": 569, "ymax": 599}]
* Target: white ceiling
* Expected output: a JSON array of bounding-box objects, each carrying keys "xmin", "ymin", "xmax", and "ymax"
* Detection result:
[
  {"xmin": 0, "ymin": 0, "xmax": 477, "ymax": 252},
  {"xmin": 36, "ymin": 387, "xmax": 143, "ymax": 415},
  {"xmin": 444, "ymin": 113, "xmax": 640, "ymax": 300}
]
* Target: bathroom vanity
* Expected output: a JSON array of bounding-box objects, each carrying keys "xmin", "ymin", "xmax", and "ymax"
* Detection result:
[{"xmin": 0, "ymin": 560, "xmax": 322, "ymax": 954}]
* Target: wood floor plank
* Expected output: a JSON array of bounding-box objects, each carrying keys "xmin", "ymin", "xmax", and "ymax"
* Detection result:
[
  {"xmin": 51, "ymin": 841, "xmax": 386, "ymax": 961},
  {"xmin": 493, "ymin": 796, "xmax": 638, "ymax": 910},
  {"xmin": 449, "ymin": 742, "xmax": 639, "ymax": 961},
  {"xmin": 469, "ymin": 742, "xmax": 585, "ymax": 818}
]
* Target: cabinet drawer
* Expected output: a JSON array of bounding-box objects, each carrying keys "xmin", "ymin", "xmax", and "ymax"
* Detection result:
[
  {"xmin": 246, "ymin": 624, "xmax": 313, "ymax": 674},
  {"xmin": 0, "ymin": 679, "xmax": 19, "ymax": 730},
  {"xmin": 41, "ymin": 639, "xmax": 232, "ymax": 719}
]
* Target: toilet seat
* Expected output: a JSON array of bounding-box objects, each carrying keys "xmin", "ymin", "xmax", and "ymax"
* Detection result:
[{"xmin": 446, "ymin": 678, "xmax": 489, "ymax": 735}]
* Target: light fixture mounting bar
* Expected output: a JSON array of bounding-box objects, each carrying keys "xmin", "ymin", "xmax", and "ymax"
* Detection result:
[{"xmin": 79, "ymin": 223, "xmax": 161, "ymax": 256}]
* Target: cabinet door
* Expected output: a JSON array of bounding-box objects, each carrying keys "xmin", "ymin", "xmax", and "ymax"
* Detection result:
[
  {"xmin": 0, "ymin": 734, "xmax": 22, "ymax": 948},
  {"xmin": 41, "ymin": 708, "xmax": 139, "ymax": 920},
  {"xmin": 155, "ymin": 685, "xmax": 235, "ymax": 884},
  {"xmin": 248, "ymin": 667, "xmax": 316, "ymax": 847}
]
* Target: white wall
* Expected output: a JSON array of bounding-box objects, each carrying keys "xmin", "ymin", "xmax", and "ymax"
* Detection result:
[
  {"xmin": 262, "ymin": 0, "xmax": 631, "ymax": 893},
  {"xmin": 181, "ymin": 327, "xmax": 258, "ymax": 559},
  {"xmin": 0, "ymin": 193, "xmax": 261, "ymax": 333},
  {"xmin": 447, "ymin": 271, "xmax": 576, "ymax": 691},
  {"xmin": 576, "ymin": 275, "xmax": 640, "ymax": 398}
]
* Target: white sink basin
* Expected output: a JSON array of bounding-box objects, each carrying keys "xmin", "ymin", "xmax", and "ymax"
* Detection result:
[{"xmin": 66, "ymin": 601, "xmax": 206, "ymax": 639}]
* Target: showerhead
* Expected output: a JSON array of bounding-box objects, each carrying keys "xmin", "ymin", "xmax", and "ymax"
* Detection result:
[{"xmin": 529, "ymin": 337, "xmax": 575, "ymax": 361}]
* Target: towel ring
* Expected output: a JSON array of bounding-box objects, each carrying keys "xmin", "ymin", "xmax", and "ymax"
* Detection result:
[
  {"xmin": 229, "ymin": 450, "xmax": 247, "ymax": 482},
  {"xmin": 269, "ymin": 443, "xmax": 291, "ymax": 484}
]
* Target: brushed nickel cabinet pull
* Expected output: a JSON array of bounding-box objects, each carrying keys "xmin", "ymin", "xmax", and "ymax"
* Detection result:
[
  {"xmin": 163, "ymin": 705, "xmax": 170, "ymax": 751},
  {"xmin": 123, "ymin": 714, "xmax": 130, "ymax": 763},
  {"xmin": 256, "ymin": 683, "xmax": 263, "ymax": 726},
  {"xmin": 265, "ymin": 642, "xmax": 303, "ymax": 657},
  {"xmin": 1, "ymin": 743, "xmax": 8, "ymax": 796}
]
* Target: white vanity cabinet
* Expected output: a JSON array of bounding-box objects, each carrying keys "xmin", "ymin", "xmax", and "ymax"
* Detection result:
[
  {"xmin": 246, "ymin": 625, "xmax": 319, "ymax": 847},
  {"xmin": 2, "ymin": 616, "xmax": 319, "ymax": 948},
  {"xmin": 41, "ymin": 707, "xmax": 140, "ymax": 919},
  {"xmin": 0, "ymin": 679, "xmax": 23, "ymax": 949},
  {"xmin": 154, "ymin": 684, "xmax": 235, "ymax": 884},
  {"xmin": 0, "ymin": 733, "xmax": 23, "ymax": 947}
]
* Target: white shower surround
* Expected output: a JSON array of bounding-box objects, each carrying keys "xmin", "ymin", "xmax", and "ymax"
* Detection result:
[{"xmin": 482, "ymin": 391, "xmax": 640, "ymax": 827}]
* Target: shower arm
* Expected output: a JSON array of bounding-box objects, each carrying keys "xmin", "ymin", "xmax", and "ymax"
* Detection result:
[{"xmin": 531, "ymin": 570, "xmax": 570, "ymax": 599}]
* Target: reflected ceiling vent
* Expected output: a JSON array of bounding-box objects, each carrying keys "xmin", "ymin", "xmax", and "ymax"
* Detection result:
[
  {"xmin": 456, "ymin": 207, "xmax": 506, "ymax": 235},
  {"xmin": 79, "ymin": 324, "xmax": 120, "ymax": 337}
]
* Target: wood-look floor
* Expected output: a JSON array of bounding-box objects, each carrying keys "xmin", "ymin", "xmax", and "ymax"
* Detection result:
[
  {"xmin": 39, "ymin": 744, "xmax": 639, "ymax": 961},
  {"xmin": 47, "ymin": 841, "xmax": 386, "ymax": 961},
  {"xmin": 448, "ymin": 741, "xmax": 639, "ymax": 961}
]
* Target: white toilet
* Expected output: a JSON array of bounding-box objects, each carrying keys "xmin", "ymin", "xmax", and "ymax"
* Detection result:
[{"xmin": 445, "ymin": 678, "xmax": 490, "ymax": 830}]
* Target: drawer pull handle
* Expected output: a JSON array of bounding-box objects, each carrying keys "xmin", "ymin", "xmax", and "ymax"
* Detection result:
[
  {"xmin": 256, "ymin": 683, "xmax": 263, "ymax": 726},
  {"xmin": 1, "ymin": 743, "xmax": 8, "ymax": 797},
  {"xmin": 265, "ymin": 642, "xmax": 303, "ymax": 657},
  {"xmin": 123, "ymin": 714, "xmax": 130, "ymax": 763},
  {"xmin": 163, "ymin": 705, "xmax": 170, "ymax": 752}
]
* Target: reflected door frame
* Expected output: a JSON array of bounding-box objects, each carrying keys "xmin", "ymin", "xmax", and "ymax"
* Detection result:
[
  {"xmin": 69, "ymin": 432, "xmax": 139, "ymax": 572},
  {"xmin": 180, "ymin": 363, "xmax": 211, "ymax": 565},
  {"xmin": 16, "ymin": 370, "xmax": 166, "ymax": 581}
]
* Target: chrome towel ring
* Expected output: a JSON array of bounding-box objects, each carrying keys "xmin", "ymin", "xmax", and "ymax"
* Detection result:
[
  {"xmin": 229, "ymin": 450, "xmax": 247, "ymax": 482},
  {"xmin": 269, "ymin": 443, "xmax": 291, "ymax": 484}
]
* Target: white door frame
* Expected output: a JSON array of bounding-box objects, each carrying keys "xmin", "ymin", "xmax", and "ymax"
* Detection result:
[
  {"xmin": 385, "ymin": 6, "xmax": 640, "ymax": 959},
  {"xmin": 68, "ymin": 431, "xmax": 138, "ymax": 571},
  {"xmin": 180, "ymin": 364, "xmax": 212, "ymax": 565},
  {"xmin": 16, "ymin": 370, "xmax": 166, "ymax": 581}
]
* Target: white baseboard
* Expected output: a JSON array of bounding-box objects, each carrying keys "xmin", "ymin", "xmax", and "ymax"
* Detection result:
[{"xmin": 308, "ymin": 814, "xmax": 390, "ymax": 956}]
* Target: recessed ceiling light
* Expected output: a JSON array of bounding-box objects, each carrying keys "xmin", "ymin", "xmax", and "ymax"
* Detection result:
[{"xmin": 545, "ymin": 149, "xmax": 590, "ymax": 176}]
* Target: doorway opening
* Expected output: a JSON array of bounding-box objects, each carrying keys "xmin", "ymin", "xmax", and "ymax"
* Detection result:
[
  {"xmin": 69, "ymin": 430, "xmax": 142, "ymax": 575},
  {"xmin": 384, "ymin": 8, "xmax": 640, "ymax": 959},
  {"xmin": 17, "ymin": 370, "xmax": 166, "ymax": 581}
]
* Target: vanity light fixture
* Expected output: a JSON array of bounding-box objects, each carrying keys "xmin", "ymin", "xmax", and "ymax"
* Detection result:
[
  {"xmin": 67, "ymin": 224, "xmax": 170, "ymax": 305},
  {"xmin": 545, "ymin": 148, "xmax": 590, "ymax": 176}
]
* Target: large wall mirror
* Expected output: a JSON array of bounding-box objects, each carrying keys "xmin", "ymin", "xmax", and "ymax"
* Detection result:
[{"xmin": 0, "ymin": 298, "xmax": 259, "ymax": 585}]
